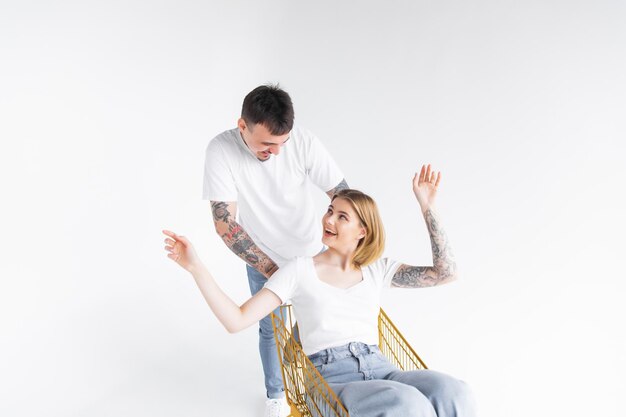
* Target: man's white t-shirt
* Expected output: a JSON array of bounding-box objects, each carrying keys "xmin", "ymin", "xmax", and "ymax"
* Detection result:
[
  {"xmin": 203, "ymin": 126, "xmax": 344, "ymax": 267},
  {"xmin": 263, "ymin": 256, "xmax": 402, "ymax": 356}
]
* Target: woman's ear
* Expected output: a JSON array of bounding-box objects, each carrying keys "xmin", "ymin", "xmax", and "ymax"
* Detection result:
[{"xmin": 357, "ymin": 226, "xmax": 366, "ymax": 240}]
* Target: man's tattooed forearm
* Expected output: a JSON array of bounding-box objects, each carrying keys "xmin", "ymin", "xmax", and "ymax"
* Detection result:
[
  {"xmin": 223, "ymin": 224, "xmax": 243, "ymax": 241},
  {"xmin": 211, "ymin": 201, "xmax": 231, "ymax": 223},
  {"xmin": 392, "ymin": 208, "xmax": 457, "ymax": 288},
  {"xmin": 211, "ymin": 201, "xmax": 277, "ymax": 275},
  {"xmin": 220, "ymin": 221, "xmax": 276, "ymax": 276},
  {"xmin": 223, "ymin": 222, "xmax": 257, "ymax": 262},
  {"xmin": 327, "ymin": 179, "xmax": 349, "ymax": 197},
  {"xmin": 264, "ymin": 262, "xmax": 279, "ymax": 276}
]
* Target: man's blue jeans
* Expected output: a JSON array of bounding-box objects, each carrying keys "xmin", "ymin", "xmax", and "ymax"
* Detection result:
[{"xmin": 246, "ymin": 265, "xmax": 286, "ymax": 399}]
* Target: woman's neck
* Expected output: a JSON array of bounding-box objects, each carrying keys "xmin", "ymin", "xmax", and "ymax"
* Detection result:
[{"xmin": 317, "ymin": 247, "xmax": 358, "ymax": 271}]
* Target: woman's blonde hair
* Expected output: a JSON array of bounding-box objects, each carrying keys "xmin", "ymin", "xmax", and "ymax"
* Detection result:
[{"xmin": 332, "ymin": 189, "xmax": 385, "ymax": 268}]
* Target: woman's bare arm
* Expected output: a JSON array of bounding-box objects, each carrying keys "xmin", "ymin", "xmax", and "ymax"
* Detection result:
[{"xmin": 163, "ymin": 230, "xmax": 282, "ymax": 333}]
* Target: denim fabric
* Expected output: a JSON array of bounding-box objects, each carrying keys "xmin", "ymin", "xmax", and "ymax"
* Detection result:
[
  {"xmin": 308, "ymin": 342, "xmax": 477, "ymax": 417},
  {"xmin": 247, "ymin": 265, "xmax": 286, "ymax": 399}
]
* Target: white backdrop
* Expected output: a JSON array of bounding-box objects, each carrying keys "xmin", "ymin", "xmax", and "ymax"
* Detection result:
[{"xmin": 1, "ymin": 1, "xmax": 625, "ymax": 416}]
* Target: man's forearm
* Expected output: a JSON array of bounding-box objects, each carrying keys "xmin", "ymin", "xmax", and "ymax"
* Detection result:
[
  {"xmin": 211, "ymin": 201, "xmax": 278, "ymax": 277},
  {"xmin": 218, "ymin": 220, "xmax": 278, "ymax": 278}
]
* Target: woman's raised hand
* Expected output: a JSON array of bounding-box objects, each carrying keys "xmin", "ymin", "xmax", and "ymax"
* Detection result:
[
  {"xmin": 163, "ymin": 230, "xmax": 202, "ymax": 273},
  {"xmin": 412, "ymin": 164, "xmax": 441, "ymax": 211}
]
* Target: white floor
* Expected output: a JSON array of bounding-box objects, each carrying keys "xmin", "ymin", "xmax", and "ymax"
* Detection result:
[
  {"xmin": 81, "ymin": 333, "xmax": 269, "ymax": 417},
  {"xmin": 3, "ymin": 328, "xmax": 271, "ymax": 417}
]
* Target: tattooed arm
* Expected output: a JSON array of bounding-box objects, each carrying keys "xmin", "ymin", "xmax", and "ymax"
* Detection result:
[
  {"xmin": 211, "ymin": 201, "xmax": 279, "ymax": 278},
  {"xmin": 392, "ymin": 208, "xmax": 457, "ymax": 288},
  {"xmin": 326, "ymin": 178, "xmax": 349, "ymax": 198},
  {"xmin": 391, "ymin": 164, "xmax": 458, "ymax": 288}
]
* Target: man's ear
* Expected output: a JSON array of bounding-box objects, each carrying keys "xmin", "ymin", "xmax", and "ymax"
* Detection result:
[{"xmin": 237, "ymin": 118, "xmax": 248, "ymax": 132}]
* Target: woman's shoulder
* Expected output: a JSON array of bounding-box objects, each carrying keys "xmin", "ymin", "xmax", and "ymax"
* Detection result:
[
  {"xmin": 290, "ymin": 255, "xmax": 314, "ymax": 264},
  {"xmin": 363, "ymin": 257, "xmax": 402, "ymax": 280},
  {"xmin": 363, "ymin": 256, "xmax": 391, "ymax": 271},
  {"xmin": 281, "ymin": 256, "xmax": 315, "ymax": 273}
]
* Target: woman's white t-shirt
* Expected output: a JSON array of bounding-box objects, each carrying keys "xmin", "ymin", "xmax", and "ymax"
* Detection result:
[{"xmin": 264, "ymin": 257, "xmax": 402, "ymax": 355}]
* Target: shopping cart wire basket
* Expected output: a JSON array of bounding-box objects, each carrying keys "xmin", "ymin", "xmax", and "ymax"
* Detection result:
[{"xmin": 271, "ymin": 304, "xmax": 428, "ymax": 417}]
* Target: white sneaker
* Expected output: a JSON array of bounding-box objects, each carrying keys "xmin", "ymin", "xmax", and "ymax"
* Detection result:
[{"xmin": 264, "ymin": 397, "xmax": 290, "ymax": 417}]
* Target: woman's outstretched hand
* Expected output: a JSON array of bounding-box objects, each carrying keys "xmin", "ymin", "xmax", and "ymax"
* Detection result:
[
  {"xmin": 163, "ymin": 230, "xmax": 202, "ymax": 273},
  {"xmin": 413, "ymin": 164, "xmax": 441, "ymax": 211}
]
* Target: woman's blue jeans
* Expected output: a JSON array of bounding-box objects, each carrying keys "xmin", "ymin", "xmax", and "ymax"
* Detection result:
[
  {"xmin": 308, "ymin": 342, "xmax": 477, "ymax": 417},
  {"xmin": 247, "ymin": 265, "xmax": 286, "ymax": 399}
]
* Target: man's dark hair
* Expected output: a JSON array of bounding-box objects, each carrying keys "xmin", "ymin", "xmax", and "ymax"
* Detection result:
[{"xmin": 241, "ymin": 85, "xmax": 294, "ymax": 135}]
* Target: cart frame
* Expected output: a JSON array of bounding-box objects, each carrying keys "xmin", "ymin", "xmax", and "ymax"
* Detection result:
[{"xmin": 271, "ymin": 304, "xmax": 428, "ymax": 417}]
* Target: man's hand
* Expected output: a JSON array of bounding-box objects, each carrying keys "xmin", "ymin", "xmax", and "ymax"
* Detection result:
[{"xmin": 325, "ymin": 178, "xmax": 349, "ymax": 199}]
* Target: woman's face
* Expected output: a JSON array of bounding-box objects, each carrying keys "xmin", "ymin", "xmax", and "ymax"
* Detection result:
[{"xmin": 321, "ymin": 197, "xmax": 366, "ymax": 250}]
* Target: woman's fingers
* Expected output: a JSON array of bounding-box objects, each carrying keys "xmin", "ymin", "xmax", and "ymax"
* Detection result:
[
  {"xmin": 163, "ymin": 230, "xmax": 186, "ymax": 263},
  {"xmin": 166, "ymin": 246, "xmax": 181, "ymax": 260},
  {"xmin": 419, "ymin": 164, "xmax": 435, "ymax": 185},
  {"xmin": 162, "ymin": 229, "xmax": 177, "ymax": 238},
  {"xmin": 416, "ymin": 164, "xmax": 442, "ymax": 187},
  {"xmin": 164, "ymin": 244, "xmax": 179, "ymax": 256},
  {"xmin": 163, "ymin": 230, "xmax": 190, "ymax": 247}
]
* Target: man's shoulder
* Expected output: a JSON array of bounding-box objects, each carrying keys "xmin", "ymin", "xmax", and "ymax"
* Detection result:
[
  {"xmin": 209, "ymin": 128, "xmax": 238, "ymax": 146},
  {"xmin": 284, "ymin": 125, "xmax": 321, "ymax": 159},
  {"xmin": 290, "ymin": 125, "xmax": 316, "ymax": 142},
  {"xmin": 206, "ymin": 128, "xmax": 241, "ymax": 155}
]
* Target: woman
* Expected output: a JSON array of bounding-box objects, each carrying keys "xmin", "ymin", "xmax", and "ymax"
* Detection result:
[{"xmin": 163, "ymin": 164, "xmax": 476, "ymax": 417}]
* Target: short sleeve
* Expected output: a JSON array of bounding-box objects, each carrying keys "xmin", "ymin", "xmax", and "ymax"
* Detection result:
[
  {"xmin": 304, "ymin": 132, "xmax": 344, "ymax": 192},
  {"xmin": 202, "ymin": 139, "xmax": 238, "ymax": 201},
  {"xmin": 263, "ymin": 258, "xmax": 300, "ymax": 304},
  {"xmin": 367, "ymin": 257, "xmax": 403, "ymax": 289}
]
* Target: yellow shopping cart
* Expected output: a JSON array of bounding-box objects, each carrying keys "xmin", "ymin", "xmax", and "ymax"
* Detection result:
[{"xmin": 271, "ymin": 305, "xmax": 428, "ymax": 417}]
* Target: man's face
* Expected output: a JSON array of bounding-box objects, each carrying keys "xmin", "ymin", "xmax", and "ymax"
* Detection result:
[{"xmin": 238, "ymin": 119, "xmax": 290, "ymax": 161}]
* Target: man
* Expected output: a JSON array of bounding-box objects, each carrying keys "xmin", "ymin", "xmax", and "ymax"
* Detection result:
[{"xmin": 202, "ymin": 85, "xmax": 348, "ymax": 417}]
